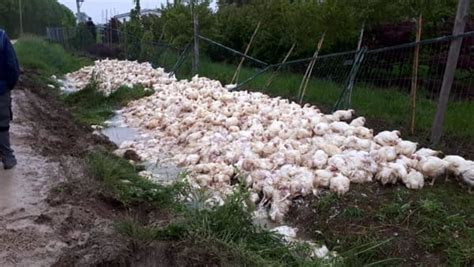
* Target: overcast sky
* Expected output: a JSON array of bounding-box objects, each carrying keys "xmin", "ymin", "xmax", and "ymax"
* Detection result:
[{"xmin": 58, "ymin": 0, "xmax": 211, "ymax": 24}]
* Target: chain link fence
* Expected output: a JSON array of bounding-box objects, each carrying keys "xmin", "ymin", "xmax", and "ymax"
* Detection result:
[{"xmin": 46, "ymin": 26, "xmax": 474, "ymax": 156}]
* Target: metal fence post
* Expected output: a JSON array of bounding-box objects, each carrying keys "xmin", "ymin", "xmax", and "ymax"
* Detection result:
[
  {"xmin": 431, "ymin": 0, "xmax": 470, "ymax": 145},
  {"xmin": 170, "ymin": 42, "xmax": 192, "ymax": 78},
  {"xmin": 333, "ymin": 47, "xmax": 367, "ymax": 111},
  {"xmin": 231, "ymin": 21, "xmax": 261, "ymax": 84}
]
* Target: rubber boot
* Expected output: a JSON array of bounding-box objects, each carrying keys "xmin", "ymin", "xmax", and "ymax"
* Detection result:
[
  {"xmin": 0, "ymin": 130, "xmax": 16, "ymax": 170},
  {"xmin": 0, "ymin": 91, "xmax": 15, "ymax": 169}
]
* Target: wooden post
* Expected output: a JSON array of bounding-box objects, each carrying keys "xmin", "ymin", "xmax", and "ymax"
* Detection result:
[
  {"xmin": 298, "ymin": 32, "xmax": 326, "ymax": 104},
  {"xmin": 410, "ymin": 14, "xmax": 423, "ymax": 135},
  {"xmin": 192, "ymin": 4, "xmax": 200, "ymax": 75},
  {"xmin": 264, "ymin": 43, "xmax": 296, "ymax": 90},
  {"xmin": 231, "ymin": 22, "xmax": 261, "ymax": 84},
  {"xmin": 431, "ymin": 0, "xmax": 470, "ymax": 145}
]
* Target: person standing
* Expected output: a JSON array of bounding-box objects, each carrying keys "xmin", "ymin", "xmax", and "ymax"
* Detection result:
[
  {"xmin": 0, "ymin": 29, "xmax": 20, "ymax": 169},
  {"xmin": 86, "ymin": 17, "xmax": 97, "ymax": 41}
]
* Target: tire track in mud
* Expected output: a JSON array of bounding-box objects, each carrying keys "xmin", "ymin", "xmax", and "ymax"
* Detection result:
[
  {"xmin": 0, "ymin": 89, "xmax": 65, "ymax": 266},
  {"xmin": 0, "ymin": 82, "xmax": 127, "ymax": 266}
]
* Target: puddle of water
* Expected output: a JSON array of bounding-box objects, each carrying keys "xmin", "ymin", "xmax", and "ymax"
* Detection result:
[
  {"xmin": 144, "ymin": 162, "xmax": 182, "ymax": 185},
  {"xmin": 101, "ymin": 115, "xmax": 182, "ymax": 184},
  {"xmin": 101, "ymin": 127, "xmax": 140, "ymax": 146}
]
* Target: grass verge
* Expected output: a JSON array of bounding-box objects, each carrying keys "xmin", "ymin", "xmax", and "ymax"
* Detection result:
[
  {"xmin": 87, "ymin": 150, "xmax": 182, "ymax": 207},
  {"xmin": 63, "ymin": 81, "xmax": 153, "ymax": 125},
  {"xmin": 14, "ymin": 36, "xmax": 92, "ymax": 76},
  {"xmin": 86, "ymin": 150, "xmax": 336, "ymax": 266},
  {"xmin": 116, "ymin": 186, "xmax": 333, "ymax": 266},
  {"xmin": 289, "ymin": 182, "xmax": 474, "ymax": 266}
]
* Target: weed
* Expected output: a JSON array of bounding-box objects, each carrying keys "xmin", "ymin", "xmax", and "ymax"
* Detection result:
[
  {"xmin": 291, "ymin": 182, "xmax": 474, "ymax": 265},
  {"xmin": 342, "ymin": 206, "xmax": 364, "ymax": 220},
  {"xmin": 87, "ymin": 150, "xmax": 182, "ymax": 207},
  {"xmin": 64, "ymin": 82, "xmax": 152, "ymax": 125},
  {"xmin": 117, "ymin": 186, "xmax": 328, "ymax": 266}
]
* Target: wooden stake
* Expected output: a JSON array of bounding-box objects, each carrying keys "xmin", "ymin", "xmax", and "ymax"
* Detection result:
[
  {"xmin": 231, "ymin": 21, "xmax": 261, "ymax": 84},
  {"xmin": 264, "ymin": 43, "xmax": 296, "ymax": 90},
  {"xmin": 298, "ymin": 32, "xmax": 326, "ymax": 104},
  {"xmin": 410, "ymin": 14, "xmax": 423, "ymax": 135},
  {"xmin": 431, "ymin": 0, "xmax": 470, "ymax": 145}
]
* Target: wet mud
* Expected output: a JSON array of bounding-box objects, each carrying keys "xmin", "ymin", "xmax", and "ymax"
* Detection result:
[{"xmin": 0, "ymin": 79, "xmax": 125, "ymax": 266}]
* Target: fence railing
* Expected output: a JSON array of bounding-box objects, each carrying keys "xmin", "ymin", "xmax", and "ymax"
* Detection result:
[{"xmin": 45, "ymin": 26, "xmax": 474, "ymax": 156}]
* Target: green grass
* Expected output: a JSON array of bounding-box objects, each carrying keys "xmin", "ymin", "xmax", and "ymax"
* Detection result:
[
  {"xmin": 297, "ymin": 182, "xmax": 474, "ymax": 266},
  {"xmin": 117, "ymin": 186, "xmax": 334, "ymax": 266},
  {"xmin": 64, "ymin": 81, "xmax": 153, "ymax": 125},
  {"xmin": 87, "ymin": 150, "xmax": 331, "ymax": 266},
  {"xmin": 14, "ymin": 35, "xmax": 92, "ymax": 76},
  {"xmin": 87, "ymin": 150, "xmax": 182, "ymax": 207}
]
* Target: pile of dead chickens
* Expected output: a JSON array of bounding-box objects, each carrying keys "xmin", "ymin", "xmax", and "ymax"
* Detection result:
[
  {"xmin": 59, "ymin": 59, "xmax": 175, "ymax": 95},
  {"xmin": 112, "ymin": 75, "xmax": 473, "ymax": 221}
]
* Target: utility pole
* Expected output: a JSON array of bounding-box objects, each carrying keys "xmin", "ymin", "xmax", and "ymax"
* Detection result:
[
  {"xmin": 431, "ymin": 0, "xmax": 470, "ymax": 145},
  {"xmin": 19, "ymin": 0, "xmax": 23, "ymax": 35},
  {"xmin": 76, "ymin": 0, "xmax": 83, "ymax": 23}
]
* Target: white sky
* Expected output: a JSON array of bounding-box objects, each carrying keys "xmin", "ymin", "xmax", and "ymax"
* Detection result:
[{"xmin": 58, "ymin": 0, "xmax": 216, "ymax": 24}]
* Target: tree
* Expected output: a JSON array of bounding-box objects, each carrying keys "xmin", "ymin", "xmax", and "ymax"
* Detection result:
[
  {"xmin": 0, "ymin": 0, "xmax": 75, "ymax": 38},
  {"xmin": 124, "ymin": 0, "xmax": 144, "ymax": 59}
]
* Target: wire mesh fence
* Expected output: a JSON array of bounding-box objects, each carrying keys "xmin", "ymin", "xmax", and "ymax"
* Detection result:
[
  {"xmin": 45, "ymin": 26, "xmax": 473, "ymax": 153},
  {"xmin": 350, "ymin": 32, "xmax": 474, "ymax": 143}
]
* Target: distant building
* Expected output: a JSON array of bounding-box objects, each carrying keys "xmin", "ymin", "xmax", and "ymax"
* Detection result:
[{"xmin": 114, "ymin": 9, "xmax": 161, "ymax": 22}]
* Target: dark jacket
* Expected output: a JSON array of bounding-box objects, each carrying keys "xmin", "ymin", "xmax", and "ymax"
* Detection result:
[{"xmin": 0, "ymin": 29, "xmax": 20, "ymax": 95}]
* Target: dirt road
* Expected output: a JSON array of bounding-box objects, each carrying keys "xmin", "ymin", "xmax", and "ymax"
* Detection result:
[{"xmin": 0, "ymin": 83, "xmax": 127, "ymax": 266}]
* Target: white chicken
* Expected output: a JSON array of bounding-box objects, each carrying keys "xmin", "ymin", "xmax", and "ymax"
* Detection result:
[
  {"xmin": 371, "ymin": 146, "xmax": 397, "ymax": 163},
  {"xmin": 417, "ymin": 156, "xmax": 448, "ymax": 185},
  {"xmin": 375, "ymin": 164, "xmax": 398, "ymax": 185},
  {"xmin": 314, "ymin": 168, "xmax": 334, "ymax": 188},
  {"xmin": 444, "ymin": 156, "xmax": 474, "ymax": 193},
  {"xmin": 332, "ymin": 109, "xmax": 355, "ymax": 121},
  {"xmin": 349, "ymin": 116, "xmax": 366, "ymax": 127},
  {"xmin": 396, "ymin": 140, "xmax": 417, "ymax": 156},
  {"xmin": 459, "ymin": 162, "xmax": 474, "ymax": 193},
  {"xmin": 313, "ymin": 122, "xmax": 330, "ymax": 136},
  {"xmin": 443, "ymin": 155, "xmax": 466, "ymax": 175},
  {"xmin": 312, "ymin": 150, "xmax": 329, "ymax": 169},
  {"xmin": 403, "ymin": 169, "xmax": 424, "ymax": 189},
  {"xmin": 415, "ymin": 148, "xmax": 442, "ymax": 158},
  {"xmin": 329, "ymin": 173, "xmax": 350, "ymax": 195},
  {"xmin": 374, "ymin": 130, "xmax": 401, "ymax": 146}
]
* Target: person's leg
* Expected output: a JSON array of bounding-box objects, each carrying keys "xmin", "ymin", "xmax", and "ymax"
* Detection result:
[{"xmin": 0, "ymin": 91, "xmax": 16, "ymax": 169}]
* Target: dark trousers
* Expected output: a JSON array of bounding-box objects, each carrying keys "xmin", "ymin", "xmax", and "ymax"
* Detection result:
[{"xmin": 0, "ymin": 91, "xmax": 14, "ymax": 160}]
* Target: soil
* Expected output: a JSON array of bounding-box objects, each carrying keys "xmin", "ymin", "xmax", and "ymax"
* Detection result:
[
  {"xmin": 0, "ymin": 74, "xmax": 130, "ymax": 266},
  {"xmin": 0, "ymin": 72, "xmax": 222, "ymax": 266},
  {"xmin": 287, "ymin": 181, "xmax": 472, "ymax": 266}
]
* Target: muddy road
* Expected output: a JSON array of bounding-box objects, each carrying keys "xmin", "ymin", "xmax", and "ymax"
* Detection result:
[{"xmin": 0, "ymin": 81, "xmax": 128, "ymax": 266}]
